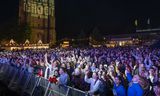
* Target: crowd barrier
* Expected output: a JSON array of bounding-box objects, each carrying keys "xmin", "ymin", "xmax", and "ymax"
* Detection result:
[{"xmin": 0, "ymin": 63, "xmax": 88, "ymax": 96}]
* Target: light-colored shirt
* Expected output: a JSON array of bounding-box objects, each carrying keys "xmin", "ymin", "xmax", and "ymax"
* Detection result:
[
  {"xmin": 84, "ymin": 75, "xmax": 101, "ymax": 94},
  {"xmin": 44, "ymin": 63, "xmax": 52, "ymax": 79},
  {"xmin": 59, "ymin": 73, "xmax": 69, "ymax": 86}
]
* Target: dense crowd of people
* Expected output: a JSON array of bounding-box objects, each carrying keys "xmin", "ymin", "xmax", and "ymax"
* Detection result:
[{"xmin": 0, "ymin": 46, "xmax": 160, "ymax": 96}]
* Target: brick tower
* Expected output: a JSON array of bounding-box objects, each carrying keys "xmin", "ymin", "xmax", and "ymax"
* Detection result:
[{"xmin": 19, "ymin": 0, "xmax": 56, "ymax": 44}]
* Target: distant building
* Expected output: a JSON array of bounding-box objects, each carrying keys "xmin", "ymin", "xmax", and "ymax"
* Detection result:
[{"xmin": 19, "ymin": 0, "xmax": 56, "ymax": 44}]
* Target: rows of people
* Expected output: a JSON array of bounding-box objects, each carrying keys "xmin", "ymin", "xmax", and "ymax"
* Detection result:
[{"xmin": 0, "ymin": 46, "xmax": 160, "ymax": 96}]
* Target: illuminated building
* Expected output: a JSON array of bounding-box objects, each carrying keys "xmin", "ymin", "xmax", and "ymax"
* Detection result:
[{"xmin": 19, "ymin": 0, "xmax": 56, "ymax": 44}]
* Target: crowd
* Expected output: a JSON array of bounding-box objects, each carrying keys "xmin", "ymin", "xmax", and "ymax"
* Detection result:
[{"xmin": 0, "ymin": 46, "xmax": 160, "ymax": 96}]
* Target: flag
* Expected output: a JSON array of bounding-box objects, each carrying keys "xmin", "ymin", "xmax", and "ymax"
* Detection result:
[
  {"xmin": 135, "ymin": 19, "xmax": 138, "ymax": 27},
  {"xmin": 147, "ymin": 18, "xmax": 150, "ymax": 25}
]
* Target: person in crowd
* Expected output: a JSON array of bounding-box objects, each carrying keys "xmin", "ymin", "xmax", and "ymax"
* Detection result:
[
  {"xmin": 71, "ymin": 67, "xmax": 85, "ymax": 90},
  {"xmin": 84, "ymin": 71, "xmax": 101, "ymax": 96},
  {"xmin": 154, "ymin": 82, "xmax": 160, "ymax": 96},
  {"xmin": 148, "ymin": 67, "xmax": 158, "ymax": 85},
  {"xmin": 44, "ymin": 53, "xmax": 52, "ymax": 79},
  {"xmin": 138, "ymin": 75, "xmax": 151, "ymax": 96},
  {"xmin": 58, "ymin": 67, "xmax": 69, "ymax": 86},
  {"xmin": 53, "ymin": 69, "xmax": 59, "ymax": 78},
  {"xmin": 127, "ymin": 75, "xmax": 144, "ymax": 96},
  {"xmin": 91, "ymin": 63, "xmax": 97, "ymax": 72},
  {"xmin": 99, "ymin": 71, "xmax": 113, "ymax": 96},
  {"xmin": 0, "ymin": 46, "xmax": 160, "ymax": 96},
  {"xmin": 113, "ymin": 76, "xmax": 126, "ymax": 96}
]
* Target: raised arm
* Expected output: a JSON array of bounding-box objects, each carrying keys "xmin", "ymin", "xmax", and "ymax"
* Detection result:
[
  {"xmin": 84, "ymin": 71, "xmax": 92, "ymax": 84},
  {"xmin": 125, "ymin": 70, "xmax": 133, "ymax": 82},
  {"xmin": 44, "ymin": 53, "xmax": 49, "ymax": 66},
  {"xmin": 89, "ymin": 80, "xmax": 101, "ymax": 94}
]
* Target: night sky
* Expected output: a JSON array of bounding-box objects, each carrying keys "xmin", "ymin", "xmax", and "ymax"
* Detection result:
[{"xmin": 0, "ymin": 0, "xmax": 160, "ymax": 40}]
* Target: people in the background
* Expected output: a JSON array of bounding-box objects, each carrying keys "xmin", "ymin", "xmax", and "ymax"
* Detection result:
[
  {"xmin": 0, "ymin": 46, "xmax": 160, "ymax": 96},
  {"xmin": 154, "ymin": 82, "xmax": 160, "ymax": 96}
]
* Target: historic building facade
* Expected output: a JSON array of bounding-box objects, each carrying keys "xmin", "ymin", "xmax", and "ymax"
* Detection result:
[{"xmin": 19, "ymin": 0, "xmax": 56, "ymax": 44}]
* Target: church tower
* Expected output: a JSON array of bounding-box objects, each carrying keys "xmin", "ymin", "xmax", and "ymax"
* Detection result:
[{"xmin": 19, "ymin": 0, "xmax": 56, "ymax": 44}]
